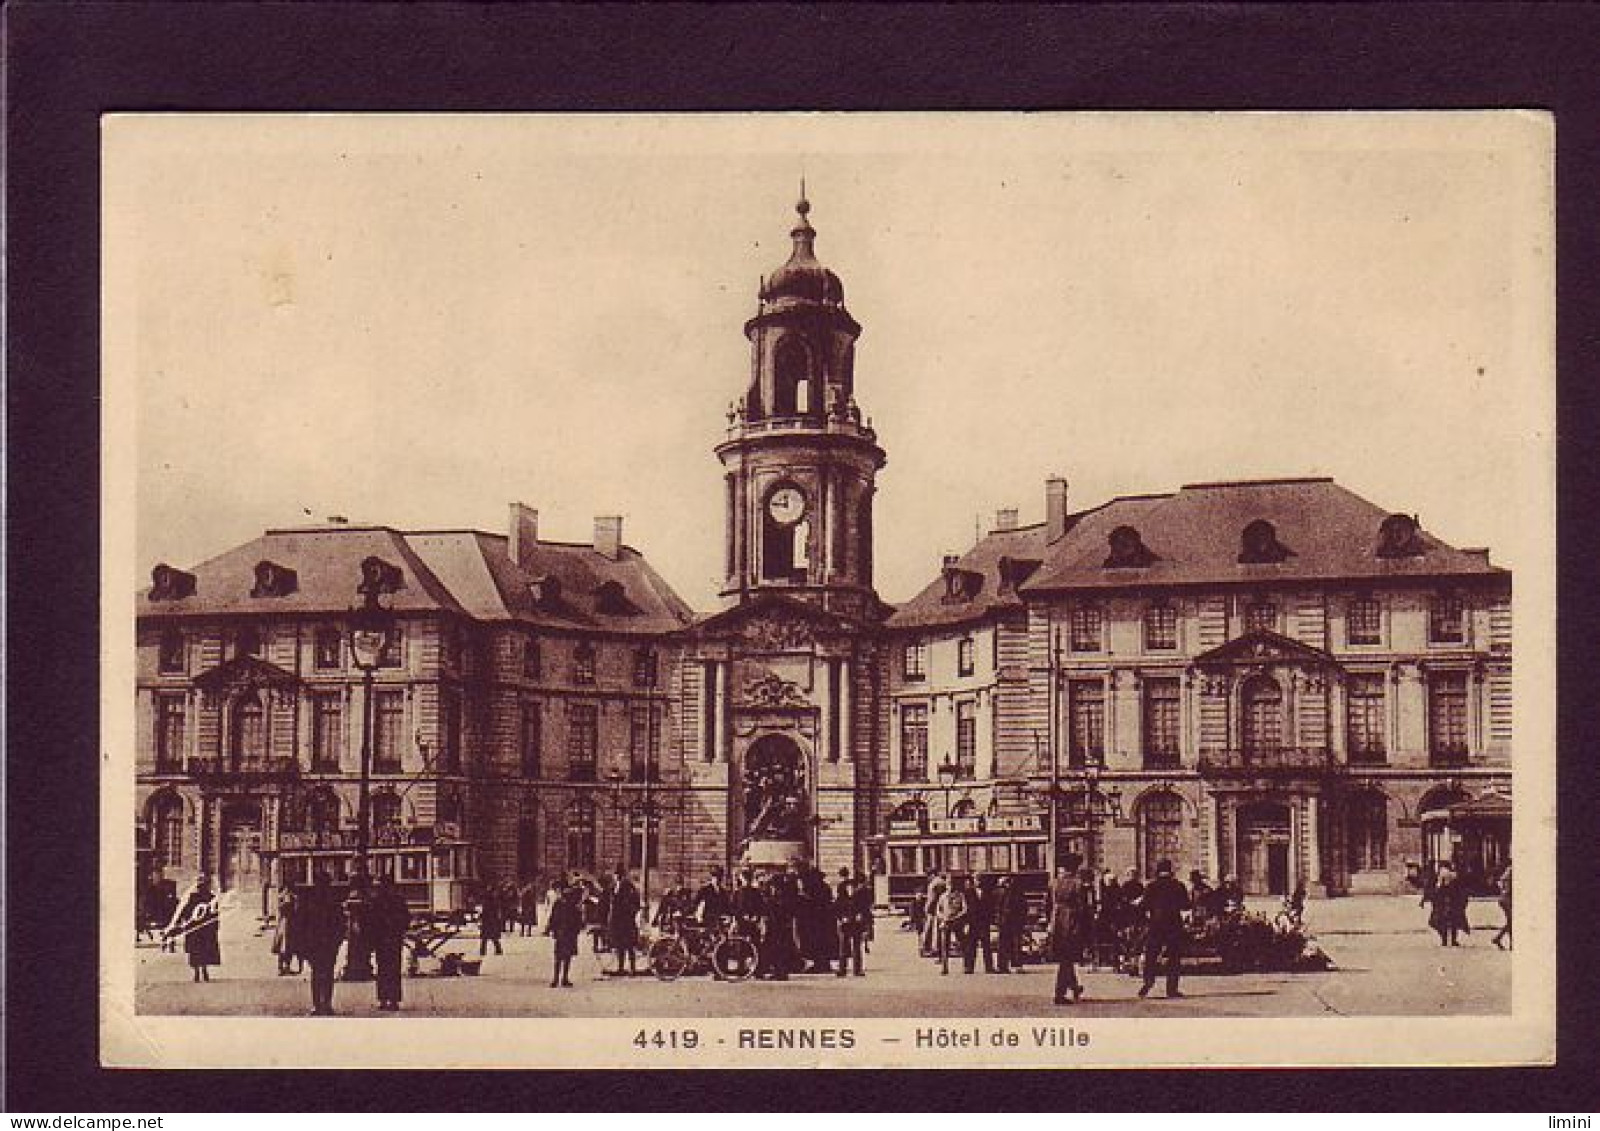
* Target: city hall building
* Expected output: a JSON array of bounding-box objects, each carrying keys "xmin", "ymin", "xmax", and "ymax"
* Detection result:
[{"xmin": 135, "ymin": 195, "xmax": 1513, "ymax": 913}]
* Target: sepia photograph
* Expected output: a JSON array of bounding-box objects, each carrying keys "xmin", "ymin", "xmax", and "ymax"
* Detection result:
[{"xmin": 99, "ymin": 111, "xmax": 1555, "ymax": 1069}]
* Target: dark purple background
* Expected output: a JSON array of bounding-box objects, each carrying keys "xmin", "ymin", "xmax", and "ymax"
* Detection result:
[{"xmin": 7, "ymin": 0, "xmax": 1599, "ymax": 1112}]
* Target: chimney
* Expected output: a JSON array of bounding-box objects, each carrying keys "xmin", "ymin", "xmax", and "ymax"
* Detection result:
[
  {"xmin": 995, "ymin": 507, "xmax": 1019, "ymax": 532},
  {"xmin": 509, "ymin": 503, "xmax": 540, "ymax": 568},
  {"xmin": 942, "ymin": 553, "xmax": 961, "ymax": 570},
  {"xmin": 594, "ymin": 515, "xmax": 624, "ymax": 561},
  {"xmin": 1046, "ymin": 476, "xmax": 1070, "ymax": 542}
]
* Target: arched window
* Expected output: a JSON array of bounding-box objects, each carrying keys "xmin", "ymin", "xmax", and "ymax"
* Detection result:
[
  {"xmin": 149, "ymin": 793, "xmax": 185, "ymax": 869},
  {"xmin": 307, "ymin": 789, "xmax": 342, "ymax": 836},
  {"xmin": 1345, "ymin": 791, "xmax": 1388, "ymax": 872},
  {"xmin": 566, "ymin": 798, "xmax": 597, "ymax": 870},
  {"xmin": 773, "ymin": 336, "xmax": 811, "ymax": 416},
  {"xmin": 230, "ymin": 690, "xmax": 267, "ymax": 766},
  {"xmin": 951, "ymin": 798, "xmax": 979, "ymax": 820},
  {"xmin": 1241, "ymin": 675, "xmax": 1283, "ymax": 760},
  {"xmin": 1239, "ymin": 519, "xmax": 1290, "ymax": 564},
  {"xmin": 1138, "ymin": 791, "xmax": 1185, "ymax": 877},
  {"xmin": 888, "ymin": 799, "xmax": 928, "ymax": 828}
]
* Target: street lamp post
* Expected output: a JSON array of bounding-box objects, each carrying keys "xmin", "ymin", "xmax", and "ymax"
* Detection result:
[
  {"xmin": 342, "ymin": 558, "xmax": 394, "ymax": 982},
  {"xmin": 935, "ymin": 756, "xmax": 959, "ymax": 820}
]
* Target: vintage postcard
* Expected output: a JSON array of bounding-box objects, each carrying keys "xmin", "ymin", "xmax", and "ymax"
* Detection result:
[{"xmin": 100, "ymin": 111, "xmax": 1555, "ymax": 1068}]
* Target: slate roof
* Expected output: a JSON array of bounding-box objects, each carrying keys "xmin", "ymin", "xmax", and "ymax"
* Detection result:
[
  {"xmin": 140, "ymin": 524, "xmax": 694, "ymax": 635},
  {"xmin": 1025, "ymin": 478, "xmax": 1506, "ymax": 593},
  {"xmin": 888, "ymin": 477, "xmax": 1505, "ymax": 631}
]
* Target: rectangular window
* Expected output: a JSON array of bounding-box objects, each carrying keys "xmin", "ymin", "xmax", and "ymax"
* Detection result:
[
  {"xmin": 372, "ymin": 690, "xmax": 405, "ymax": 773},
  {"xmin": 440, "ymin": 690, "xmax": 462, "ymax": 773},
  {"xmin": 889, "ymin": 846, "xmax": 918, "ymax": 875},
  {"xmin": 899, "ymin": 704, "xmax": 929, "ymax": 782},
  {"xmin": 957, "ymin": 637, "xmax": 976, "ymax": 677},
  {"xmin": 1144, "ymin": 604, "xmax": 1177, "ymax": 651},
  {"xmin": 567, "ymin": 703, "xmax": 599, "ymax": 781},
  {"xmin": 1142, "ymin": 677, "xmax": 1181, "ymax": 768},
  {"xmin": 955, "ymin": 701, "xmax": 977, "ymax": 779},
  {"xmin": 522, "ymin": 636, "xmax": 542, "ymax": 680},
  {"xmin": 311, "ymin": 693, "xmax": 344, "ymax": 771},
  {"xmin": 520, "ymin": 701, "xmax": 542, "ymax": 778},
  {"xmin": 633, "ymin": 648, "xmax": 657, "ymax": 689},
  {"xmin": 1346, "ymin": 794, "xmax": 1389, "ymax": 872},
  {"xmin": 313, "ymin": 628, "xmax": 342, "ymax": 670},
  {"xmin": 1347, "ymin": 596, "xmax": 1381, "ymax": 646},
  {"xmin": 154, "ymin": 695, "xmax": 186, "ymax": 770},
  {"xmin": 1430, "ymin": 594, "xmax": 1466, "ymax": 644},
  {"xmin": 1244, "ymin": 600, "xmax": 1278, "ymax": 634},
  {"xmin": 1346, "ymin": 674, "xmax": 1387, "ymax": 763},
  {"xmin": 158, "ymin": 630, "xmax": 186, "ymax": 674},
  {"xmin": 902, "ymin": 640, "xmax": 927, "ymax": 681},
  {"xmin": 1069, "ymin": 606, "xmax": 1102, "ymax": 653},
  {"xmin": 1428, "ymin": 672, "xmax": 1470, "ymax": 763},
  {"xmin": 378, "ymin": 626, "xmax": 404, "ymax": 669},
  {"xmin": 1069, "ymin": 679, "xmax": 1105, "ymax": 766},
  {"xmin": 573, "ymin": 643, "xmax": 596, "ymax": 685},
  {"xmin": 629, "ymin": 704, "xmax": 658, "ymax": 781}
]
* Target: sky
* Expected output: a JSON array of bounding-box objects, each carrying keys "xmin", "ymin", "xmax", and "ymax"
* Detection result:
[{"xmin": 107, "ymin": 113, "xmax": 1553, "ymax": 610}]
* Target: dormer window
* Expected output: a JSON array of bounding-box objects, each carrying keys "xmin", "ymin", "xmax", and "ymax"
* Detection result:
[
  {"xmin": 158, "ymin": 628, "xmax": 186, "ymax": 674},
  {"xmin": 941, "ymin": 566, "xmax": 982, "ymax": 604},
  {"xmin": 251, "ymin": 560, "xmax": 298, "ymax": 598},
  {"xmin": 633, "ymin": 646, "xmax": 658, "ymax": 689},
  {"xmin": 1376, "ymin": 513, "xmax": 1425, "ymax": 558},
  {"xmin": 1105, "ymin": 525, "xmax": 1157, "ymax": 569},
  {"xmin": 996, "ymin": 556, "xmax": 1042, "ymax": 594},
  {"xmin": 1238, "ymin": 519, "xmax": 1291, "ymax": 564},
  {"xmin": 528, "ymin": 574, "xmax": 562, "ymax": 607},
  {"xmin": 149, "ymin": 563, "xmax": 196, "ymax": 601},
  {"xmin": 595, "ymin": 580, "xmax": 638, "ymax": 616},
  {"xmin": 573, "ymin": 641, "xmax": 597, "ymax": 685}
]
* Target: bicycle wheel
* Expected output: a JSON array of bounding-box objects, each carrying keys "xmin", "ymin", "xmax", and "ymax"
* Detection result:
[
  {"xmin": 711, "ymin": 936, "xmax": 759, "ymax": 983},
  {"xmin": 649, "ymin": 936, "xmax": 691, "ymax": 982}
]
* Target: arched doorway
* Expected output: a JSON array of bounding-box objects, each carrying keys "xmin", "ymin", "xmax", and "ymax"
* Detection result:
[
  {"xmin": 1236, "ymin": 800, "xmax": 1293, "ymax": 895},
  {"xmin": 741, "ymin": 733, "xmax": 810, "ymax": 845}
]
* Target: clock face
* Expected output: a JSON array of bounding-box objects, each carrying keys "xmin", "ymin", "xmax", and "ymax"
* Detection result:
[{"xmin": 767, "ymin": 486, "xmax": 806, "ymax": 526}]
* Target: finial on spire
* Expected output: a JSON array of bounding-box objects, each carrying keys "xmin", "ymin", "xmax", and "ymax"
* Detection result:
[{"xmin": 798, "ymin": 174, "xmax": 809, "ymax": 216}]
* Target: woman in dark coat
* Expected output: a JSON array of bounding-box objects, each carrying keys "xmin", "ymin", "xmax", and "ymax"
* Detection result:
[
  {"xmin": 367, "ymin": 874, "xmax": 412, "ymax": 1011},
  {"xmin": 545, "ymin": 884, "xmax": 584, "ymax": 988},
  {"xmin": 272, "ymin": 884, "xmax": 302, "ymax": 975},
  {"xmin": 170, "ymin": 874, "xmax": 221, "ymax": 982},
  {"xmin": 1425, "ymin": 862, "xmax": 1469, "ymax": 946}
]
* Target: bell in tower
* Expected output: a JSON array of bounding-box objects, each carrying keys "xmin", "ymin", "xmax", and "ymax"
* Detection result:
[{"xmin": 716, "ymin": 187, "xmax": 886, "ymax": 619}]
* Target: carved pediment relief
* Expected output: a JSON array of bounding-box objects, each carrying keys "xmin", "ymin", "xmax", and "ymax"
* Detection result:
[
  {"xmin": 738, "ymin": 671, "xmax": 811, "ymax": 710},
  {"xmin": 739, "ymin": 616, "xmax": 816, "ymax": 652}
]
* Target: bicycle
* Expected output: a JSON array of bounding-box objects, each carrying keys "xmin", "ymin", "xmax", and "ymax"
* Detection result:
[{"xmin": 648, "ymin": 919, "xmax": 760, "ymax": 983}]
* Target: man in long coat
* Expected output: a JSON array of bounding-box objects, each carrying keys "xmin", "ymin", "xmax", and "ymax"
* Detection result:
[
  {"xmin": 368, "ymin": 873, "xmax": 412, "ymax": 1011},
  {"xmin": 1137, "ymin": 859, "xmax": 1191, "ymax": 999},
  {"xmin": 1045, "ymin": 864, "xmax": 1088, "ymax": 1003},
  {"xmin": 297, "ymin": 869, "xmax": 348, "ymax": 1016},
  {"xmin": 610, "ymin": 868, "xmax": 642, "ymax": 975}
]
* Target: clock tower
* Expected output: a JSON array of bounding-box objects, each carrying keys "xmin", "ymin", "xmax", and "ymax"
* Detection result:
[{"xmin": 717, "ymin": 189, "xmax": 887, "ymax": 620}]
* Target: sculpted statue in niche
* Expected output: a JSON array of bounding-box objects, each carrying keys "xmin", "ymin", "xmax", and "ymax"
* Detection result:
[{"xmin": 741, "ymin": 735, "xmax": 809, "ymax": 842}]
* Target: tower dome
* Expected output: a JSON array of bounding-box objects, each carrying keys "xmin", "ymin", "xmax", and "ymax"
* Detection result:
[{"xmin": 760, "ymin": 189, "xmax": 846, "ymax": 308}]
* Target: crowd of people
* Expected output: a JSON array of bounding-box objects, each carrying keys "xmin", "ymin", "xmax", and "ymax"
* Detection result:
[{"xmin": 651, "ymin": 861, "xmax": 876, "ymax": 979}]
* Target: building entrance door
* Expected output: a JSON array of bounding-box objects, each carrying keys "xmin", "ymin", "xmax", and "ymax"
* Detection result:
[
  {"xmin": 220, "ymin": 802, "xmax": 264, "ymax": 894},
  {"xmin": 1237, "ymin": 801, "xmax": 1292, "ymax": 896}
]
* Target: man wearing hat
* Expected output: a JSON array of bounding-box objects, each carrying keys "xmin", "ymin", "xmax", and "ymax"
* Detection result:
[{"xmin": 1136, "ymin": 859, "xmax": 1191, "ymax": 999}]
